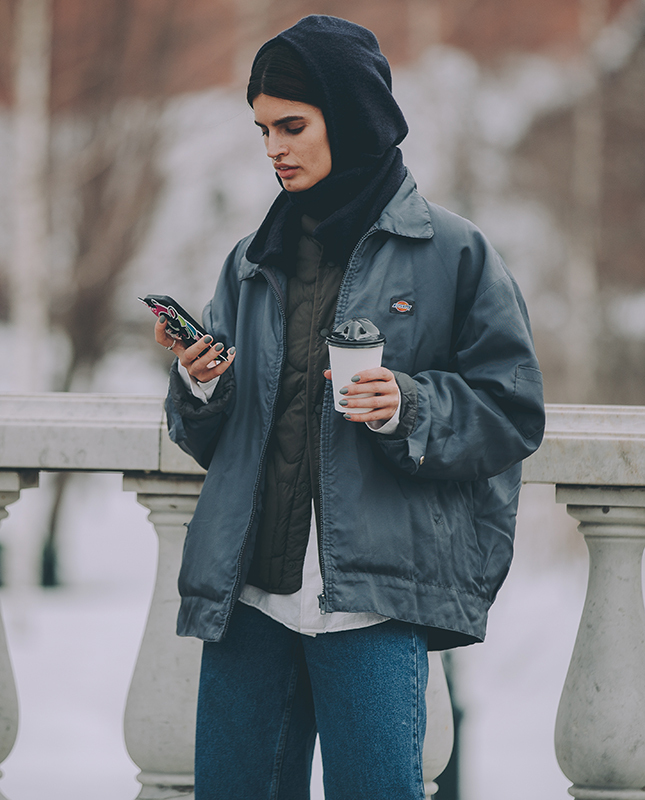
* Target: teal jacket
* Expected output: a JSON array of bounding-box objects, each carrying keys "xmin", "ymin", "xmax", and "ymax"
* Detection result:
[{"xmin": 167, "ymin": 172, "xmax": 545, "ymax": 648}]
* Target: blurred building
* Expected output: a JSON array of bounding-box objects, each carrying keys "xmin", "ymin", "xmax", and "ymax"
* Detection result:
[
  {"xmin": 0, "ymin": 0, "xmax": 643, "ymax": 404},
  {"xmin": 0, "ymin": 0, "xmax": 635, "ymax": 106}
]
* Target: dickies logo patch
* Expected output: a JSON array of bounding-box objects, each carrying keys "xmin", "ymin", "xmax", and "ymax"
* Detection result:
[{"xmin": 390, "ymin": 298, "xmax": 415, "ymax": 315}]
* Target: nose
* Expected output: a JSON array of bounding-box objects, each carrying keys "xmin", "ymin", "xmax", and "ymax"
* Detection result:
[{"xmin": 265, "ymin": 132, "xmax": 288, "ymax": 161}]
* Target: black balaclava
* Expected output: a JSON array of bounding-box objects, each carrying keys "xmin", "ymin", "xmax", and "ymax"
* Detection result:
[{"xmin": 246, "ymin": 15, "xmax": 409, "ymax": 268}]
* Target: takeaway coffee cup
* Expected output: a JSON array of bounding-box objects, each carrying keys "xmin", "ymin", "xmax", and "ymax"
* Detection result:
[{"xmin": 326, "ymin": 318, "xmax": 386, "ymax": 414}]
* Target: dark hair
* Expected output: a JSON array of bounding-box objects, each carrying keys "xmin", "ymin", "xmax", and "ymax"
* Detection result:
[{"xmin": 246, "ymin": 43, "xmax": 323, "ymax": 109}]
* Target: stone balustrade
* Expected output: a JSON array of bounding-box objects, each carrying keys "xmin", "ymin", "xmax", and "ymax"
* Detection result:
[{"xmin": 1, "ymin": 394, "xmax": 645, "ymax": 799}]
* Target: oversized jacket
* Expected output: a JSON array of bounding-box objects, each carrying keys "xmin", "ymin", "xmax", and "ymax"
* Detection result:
[{"xmin": 166, "ymin": 172, "xmax": 545, "ymax": 648}]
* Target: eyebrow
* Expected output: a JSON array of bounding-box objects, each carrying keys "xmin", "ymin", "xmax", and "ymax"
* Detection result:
[{"xmin": 254, "ymin": 115, "xmax": 306, "ymax": 128}]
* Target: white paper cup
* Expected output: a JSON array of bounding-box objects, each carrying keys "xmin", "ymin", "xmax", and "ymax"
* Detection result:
[{"xmin": 327, "ymin": 343, "xmax": 384, "ymax": 414}]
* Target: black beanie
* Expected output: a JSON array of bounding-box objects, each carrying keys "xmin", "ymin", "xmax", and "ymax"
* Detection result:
[
  {"xmin": 247, "ymin": 16, "xmax": 408, "ymax": 266},
  {"xmin": 252, "ymin": 15, "xmax": 408, "ymax": 169}
]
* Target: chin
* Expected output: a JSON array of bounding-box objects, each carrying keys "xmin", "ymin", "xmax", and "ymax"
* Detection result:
[
  {"xmin": 282, "ymin": 178, "xmax": 308, "ymax": 192},
  {"xmin": 284, "ymin": 178, "xmax": 318, "ymax": 192}
]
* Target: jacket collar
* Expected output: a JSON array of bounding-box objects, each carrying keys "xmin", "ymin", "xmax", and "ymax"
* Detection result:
[
  {"xmin": 372, "ymin": 169, "xmax": 434, "ymax": 240},
  {"xmin": 237, "ymin": 169, "xmax": 433, "ymax": 281}
]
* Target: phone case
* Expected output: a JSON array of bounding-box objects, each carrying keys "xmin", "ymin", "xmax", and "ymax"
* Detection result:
[{"xmin": 139, "ymin": 294, "xmax": 208, "ymax": 346}]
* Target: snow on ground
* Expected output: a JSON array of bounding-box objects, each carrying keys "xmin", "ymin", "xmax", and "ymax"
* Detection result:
[
  {"xmin": 0, "ymin": 473, "xmax": 157, "ymax": 800},
  {"xmin": 0, "ymin": 474, "xmax": 588, "ymax": 800},
  {"xmin": 0, "ymin": 469, "xmax": 327, "ymax": 800},
  {"xmin": 455, "ymin": 483, "xmax": 588, "ymax": 800}
]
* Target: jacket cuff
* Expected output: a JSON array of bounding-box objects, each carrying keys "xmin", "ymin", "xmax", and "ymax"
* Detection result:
[
  {"xmin": 375, "ymin": 370, "xmax": 418, "ymax": 440},
  {"xmin": 168, "ymin": 360, "xmax": 234, "ymax": 420}
]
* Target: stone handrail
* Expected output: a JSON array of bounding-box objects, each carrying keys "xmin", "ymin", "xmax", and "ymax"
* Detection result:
[
  {"xmin": 0, "ymin": 393, "xmax": 203, "ymax": 474},
  {"xmin": 1, "ymin": 394, "xmax": 645, "ymax": 800}
]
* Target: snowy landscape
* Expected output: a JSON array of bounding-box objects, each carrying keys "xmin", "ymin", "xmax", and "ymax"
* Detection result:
[{"xmin": 0, "ymin": 467, "xmax": 586, "ymax": 800}]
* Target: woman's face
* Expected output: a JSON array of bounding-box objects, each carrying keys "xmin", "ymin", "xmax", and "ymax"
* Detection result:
[{"xmin": 253, "ymin": 94, "xmax": 332, "ymax": 192}]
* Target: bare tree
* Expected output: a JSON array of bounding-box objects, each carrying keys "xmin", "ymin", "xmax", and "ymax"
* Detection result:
[
  {"xmin": 11, "ymin": 0, "xmax": 52, "ymax": 392},
  {"xmin": 33, "ymin": 0, "xmax": 178, "ymax": 584},
  {"xmin": 563, "ymin": 0, "xmax": 608, "ymax": 402}
]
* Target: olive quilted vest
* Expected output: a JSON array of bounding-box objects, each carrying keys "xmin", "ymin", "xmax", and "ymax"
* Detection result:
[{"xmin": 246, "ymin": 216, "xmax": 344, "ymax": 593}]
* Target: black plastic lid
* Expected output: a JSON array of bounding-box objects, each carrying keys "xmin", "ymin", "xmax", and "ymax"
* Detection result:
[{"xmin": 325, "ymin": 318, "xmax": 386, "ymax": 349}]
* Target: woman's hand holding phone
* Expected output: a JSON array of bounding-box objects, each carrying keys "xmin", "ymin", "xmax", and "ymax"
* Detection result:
[{"xmin": 155, "ymin": 316, "xmax": 236, "ymax": 382}]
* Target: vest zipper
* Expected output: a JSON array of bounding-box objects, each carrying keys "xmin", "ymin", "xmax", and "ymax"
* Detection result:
[
  {"xmin": 222, "ymin": 266, "xmax": 287, "ymax": 638},
  {"xmin": 317, "ymin": 226, "xmax": 378, "ymax": 616}
]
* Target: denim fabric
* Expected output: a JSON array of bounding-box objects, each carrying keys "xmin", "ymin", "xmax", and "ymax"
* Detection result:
[{"xmin": 195, "ymin": 602, "xmax": 428, "ymax": 800}]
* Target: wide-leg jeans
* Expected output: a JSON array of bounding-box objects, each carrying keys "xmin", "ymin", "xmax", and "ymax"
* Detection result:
[{"xmin": 195, "ymin": 602, "xmax": 429, "ymax": 800}]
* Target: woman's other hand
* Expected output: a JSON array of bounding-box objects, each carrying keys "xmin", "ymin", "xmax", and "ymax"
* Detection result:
[
  {"xmin": 323, "ymin": 367, "xmax": 399, "ymax": 423},
  {"xmin": 155, "ymin": 316, "xmax": 236, "ymax": 382}
]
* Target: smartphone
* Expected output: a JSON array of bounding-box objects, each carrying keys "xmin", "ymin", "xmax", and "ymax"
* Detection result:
[{"xmin": 138, "ymin": 294, "xmax": 228, "ymax": 361}]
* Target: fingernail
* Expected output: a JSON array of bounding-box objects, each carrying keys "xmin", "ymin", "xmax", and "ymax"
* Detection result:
[
  {"xmin": 351, "ymin": 375, "xmax": 361, "ymax": 383},
  {"xmin": 343, "ymin": 413, "xmax": 352, "ymax": 420},
  {"xmin": 203, "ymin": 335, "xmax": 213, "ymax": 343},
  {"xmin": 214, "ymin": 342, "xmax": 224, "ymax": 352},
  {"xmin": 340, "ymin": 387, "xmax": 349, "ymax": 395},
  {"xmin": 229, "ymin": 346, "xmax": 236, "ymax": 355},
  {"xmin": 206, "ymin": 360, "xmax": 217, "ymax": 369},
  {"xmin": 339, "ymin": 399, "xmax": 348, "ymax": 406}
]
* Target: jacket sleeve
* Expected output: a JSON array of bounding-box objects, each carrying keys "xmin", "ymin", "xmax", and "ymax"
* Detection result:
[
  {"xmin": 165, "ymin": 241, "xmax": 244, "ymax": 470},
  {"xmin": 375, "ymin": 243, "xmax": 545, "ymax": 482}
]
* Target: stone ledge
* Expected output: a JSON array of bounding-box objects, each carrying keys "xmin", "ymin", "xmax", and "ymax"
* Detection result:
[
  {"xmin": 0, "ymin": 393, "xmax": 203, "ymax": 474},
  {"xmin": 2, "ymin": 395, "xmax": 645, "ymax": 485},
  {"xmin": 523, "ymin": 404, "xmax": 645, "ymax": 486}
]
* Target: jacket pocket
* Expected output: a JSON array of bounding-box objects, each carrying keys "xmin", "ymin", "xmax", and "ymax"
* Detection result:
[{"xmin": 510, "ymin": 365, "xmax": 544, "ymax": 439}]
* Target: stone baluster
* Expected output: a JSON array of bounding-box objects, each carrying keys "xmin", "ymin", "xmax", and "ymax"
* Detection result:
[
  {"xmin": 0, "ymin": 470, "xmax": 38, "ymax": 800},
  {"xmin": 122, "ymin": 473, "xmax": 204, "ymax": 800},
  {"xmin": 423, "ymin": 651, "xmax": 454, "ymax": 798},
  {"xmin": 554, "ymin": 486, "xmax": 645, "ymax": 800}
]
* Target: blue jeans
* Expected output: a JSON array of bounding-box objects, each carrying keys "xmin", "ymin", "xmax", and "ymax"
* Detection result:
[{"xmin": 195, "ymin": 602, "xmax": 428, "ymax": 800}]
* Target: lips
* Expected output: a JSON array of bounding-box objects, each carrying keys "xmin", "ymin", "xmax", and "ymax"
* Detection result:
[{"xmin": 275, "ymin": 164, "xmax": 299, "ymax": 179}]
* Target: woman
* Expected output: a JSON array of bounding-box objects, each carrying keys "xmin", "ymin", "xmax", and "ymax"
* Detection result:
[{"xmin": 155, "ymin": 15, "xmax": 545, "ymax": 800}]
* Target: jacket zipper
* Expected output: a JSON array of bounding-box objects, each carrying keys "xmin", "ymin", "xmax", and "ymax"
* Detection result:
[
  {"xmin": 317, "ymin": 226, "xmax": 378, "ymax": 615},
  {"xmin": 222, "ymin": 266, "xmax": 287, "ymax": 638}
]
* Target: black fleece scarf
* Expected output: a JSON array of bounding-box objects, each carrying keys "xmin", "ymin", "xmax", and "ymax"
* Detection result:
[{"xmin": 246, "ymin": 15, "xmax": 409, "ymax": 269}]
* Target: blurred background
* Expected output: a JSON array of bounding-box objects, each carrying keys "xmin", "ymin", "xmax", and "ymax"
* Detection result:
[{"xmin": 0, "ymin": 0, "xmax": 643, "ymax": 798}]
